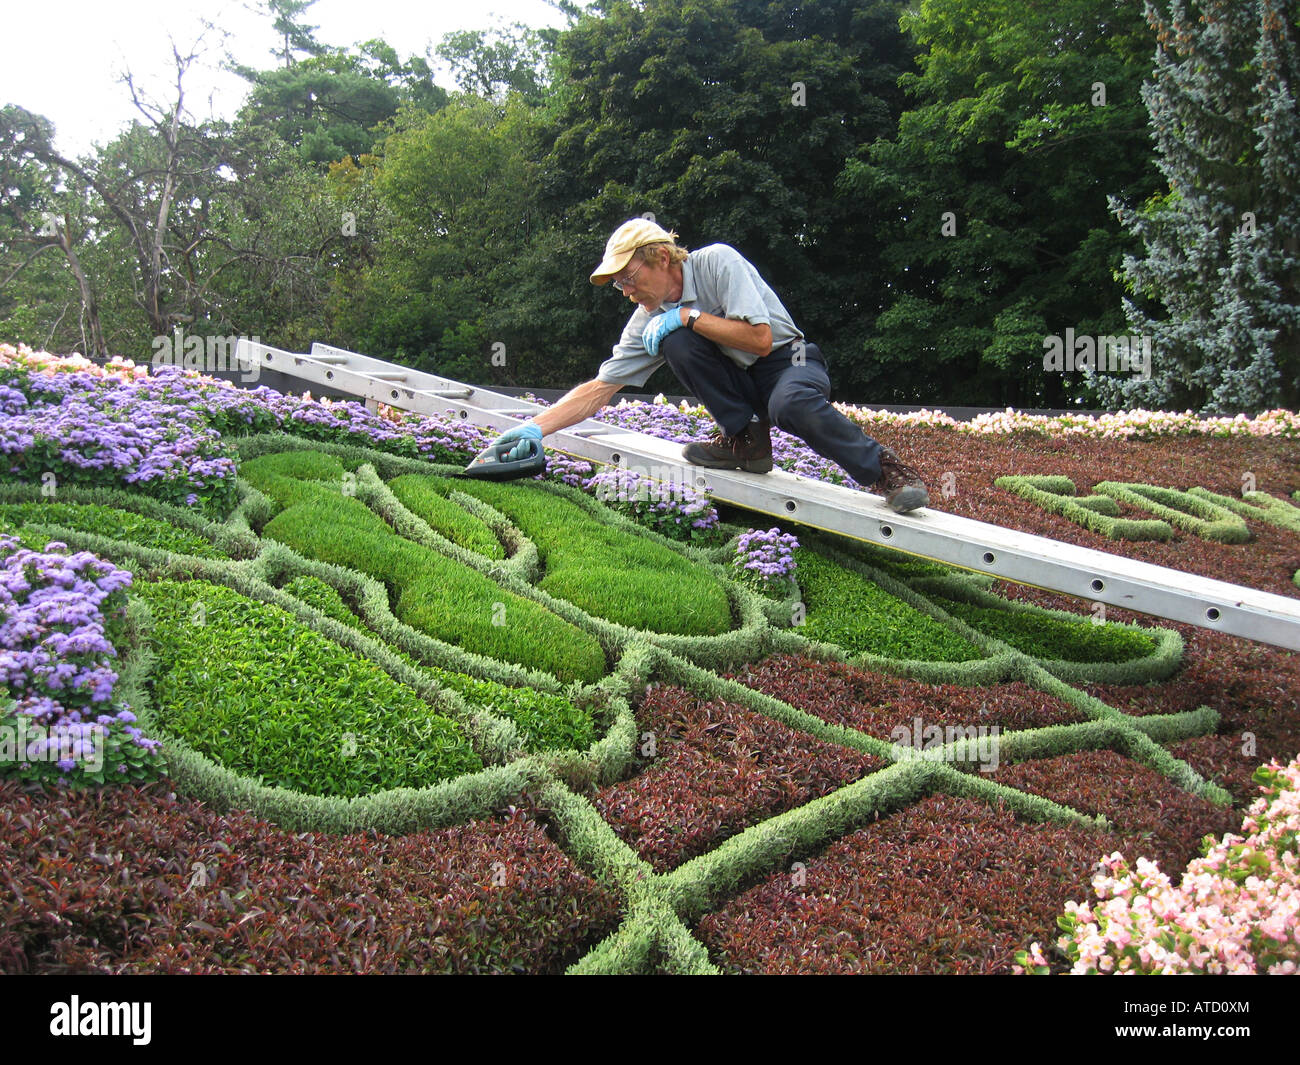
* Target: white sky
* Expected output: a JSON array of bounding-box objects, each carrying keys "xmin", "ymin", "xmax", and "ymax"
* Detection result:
[{"xmin": 0, "ymin": 0, "xmax": 573, "ymax": 157}]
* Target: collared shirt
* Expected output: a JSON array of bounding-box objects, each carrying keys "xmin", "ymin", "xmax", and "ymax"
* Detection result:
[{"xmin": 596, "ymin": 243, "xmax": 804, "ymax": 388}]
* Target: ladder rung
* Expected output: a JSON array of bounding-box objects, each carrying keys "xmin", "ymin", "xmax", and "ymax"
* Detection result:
[
  {"xmin": 413, "ymin": 388, "xmax": 475, "ymax": 399},
  {"xmin": 370, "ymin": 372, "xmax": 408, "ymax": 382},
  {"xmin": 309, "ymin": 355, "xmax": 350, "ymax": 365}
]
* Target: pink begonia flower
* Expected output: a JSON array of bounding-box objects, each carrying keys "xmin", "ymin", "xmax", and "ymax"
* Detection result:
[{"xmin": 1026, "ymin": 755, "xmax": 1300, "ymax": 975}]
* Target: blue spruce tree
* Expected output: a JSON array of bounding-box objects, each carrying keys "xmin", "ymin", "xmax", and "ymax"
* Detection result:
[{"xmin": 1095, "ymin": 0, "xmax": 1300, "ymax": 415}]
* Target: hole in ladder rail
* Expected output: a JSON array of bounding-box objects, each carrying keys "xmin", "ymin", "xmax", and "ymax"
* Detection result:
[
  {"xmin": 879, "ymin": 524, "xmax": 894, "ymax": 539},
  {"xmin": 326, "ymin": 371, "xmax": 334, "ymax": 380},
  {"xmin": 1205, "ymin": 607, "xmax": 1221, "ymax": 623},
  {"xmin": 1091, "ymin": 578, "xmax": 1105, "ymax": 593},
  {"xmin": 784, "ymin": 500, "xmax": 797, "ymax": 514},
  {"xmin": 390, "ymin": 389, "xmax": 399, "ymax": 400},
  {"xmin": 458, "ymin": 409, "xmax": 468, "ymax": 420},
  {"xmin": 611, "ymin": 453, "xmax": 622, "ymax": 464},
  {"xmin": 982, "ymin": 552, "xmax": 996, "ymax": 565}
]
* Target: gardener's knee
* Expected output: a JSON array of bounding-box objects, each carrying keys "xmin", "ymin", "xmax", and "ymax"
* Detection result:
[{"xmin": 768, "ymin": 383, "xmax": 824, "ymax": 433}]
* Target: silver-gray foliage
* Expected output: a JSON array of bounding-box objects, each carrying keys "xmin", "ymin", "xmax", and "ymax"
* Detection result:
[{"xmin": 1097, "ymin": 0, "xmax": 1300, "ymax": 415}]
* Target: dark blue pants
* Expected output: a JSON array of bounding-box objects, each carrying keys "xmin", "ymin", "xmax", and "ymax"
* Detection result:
[{"xmin": 660, "ymin": 329, "xmax": 885, "ymax": 485}]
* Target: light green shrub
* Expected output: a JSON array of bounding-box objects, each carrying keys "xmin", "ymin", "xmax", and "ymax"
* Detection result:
[
  {"xmin": 131, "ymin": 579, "xmax": 482, "ymax": 798},
  {"xmin": 409, "ymin": 476, "xmax": 733, "ymax": 637},
  {"xmin": 794, "ymin": 548, "xmax": 984, "ymax": 661}
]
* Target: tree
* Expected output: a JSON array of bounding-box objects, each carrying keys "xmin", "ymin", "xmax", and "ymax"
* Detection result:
[
  {"xmin": 838, "ymin": 0, "xmax": 1162, "ymax": 406},
  {"xmin": 329, "ymin": 95, "xmax": 543, "ymax": 381},
  {"xmin": 270, "ymin": 0, "xmax": 327, "ymax": 65},
  {"xmin": 2, "ymin": 37, "xmax": 354, "ymax": 357},
  {"xmin": 437, "ymin": 22, "xmax": 552, "ymax": 104},
  {"xmin": 225, "ymin": 0, "xmax": 328, "ymax": 72},
  {"xmin": 231, "ymin": 2, "xmax": 446, "ymax": 167},
  {"xmin": 1096, "ymin": 0, "xmax": 1300, "ymax": 414},
  {"xmin": 238, "ymin": 54, "xmax": 403, "ymax": 166},
  {"xmin": 172, "ymin": 123, "xmax": 347, "ymax": 350},
  {"xmin": 501, "ymin": 0, "xmax": 915, "ymax": 394},
  {"xmin": 0, "ymin": 36, "xmax": 209, "ymax": 349},
  {"xmin": 236, "ymin": 42, "xmax": 448, "ymax": 167},
  {"xmin": 0, "ymin": 108, "xmax": 107, "ymax": 354}
]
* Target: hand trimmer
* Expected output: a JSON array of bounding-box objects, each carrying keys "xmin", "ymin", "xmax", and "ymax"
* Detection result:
[{"xmin": 459, "ymin": 437, "xmax": 547, "ymax": 481}]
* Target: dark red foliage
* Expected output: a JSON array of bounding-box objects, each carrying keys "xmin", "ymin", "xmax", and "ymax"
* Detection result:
[
  {"xmin": 0, "ymin": 780, "xmax": 621, "ymax": 974},
  {"xmin": 592, "ymin": 684, "xmax": 883, "ymax": 873},
  {"xmin": 1166, "ymin": 734, "xmax": 1267, "ymax": 806},
  {"xmin": 1088, "ymin": 629, "xmax": 1300, "ymax": 779},
  {"xmin": 991, "ymin": 582, "xmax": 1300, "ymax": 806},
  {"xmin": 880, "ymin": 426, "xmax": 1300, "ymax": 599},
  {"xmin": 695, "ymin": 793, "xmax": 1120, "ymax": 974},
  {"xmin": 989, "ymin": 749, "xmax": 1242, "ymax": 875},
  {"xmin": 726, "ymin": 654, "xmax": 1085, "ymax": 737}
]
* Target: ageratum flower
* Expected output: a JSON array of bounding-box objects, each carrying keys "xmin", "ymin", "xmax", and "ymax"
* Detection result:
[
  {"xmin": 2, "ymin": 574, "xmax": 162, "ymax": 785},
  {"xmin": 583, "ymin": 467, "xmax": 720, "ymax": 541},
  {"xmin": 0, "ymin": 539, "xmax": 159, "ymax": 766},
  {"xmin": 732, "ymin": 528, "xmax": 799, "ymax": 591}
]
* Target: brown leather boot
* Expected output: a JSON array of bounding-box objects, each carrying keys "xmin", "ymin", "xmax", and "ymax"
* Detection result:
[
  {"xmin": 871, "ymin": 447, "xmax": 929, "ymax": 513},
  {"xmin": 682, "ymin": 418, "xmax": 774, "ymax": 473}
]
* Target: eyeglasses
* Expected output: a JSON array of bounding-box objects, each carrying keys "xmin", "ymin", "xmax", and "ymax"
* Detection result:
[{"xmin": 611, "ymin": 256, "xmax": 648, "ymax": 293}]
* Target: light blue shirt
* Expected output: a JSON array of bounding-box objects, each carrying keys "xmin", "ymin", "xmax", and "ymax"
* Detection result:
[{"xmin": 596, "ymin": 243, "xmax": 803, "ymax": 388}]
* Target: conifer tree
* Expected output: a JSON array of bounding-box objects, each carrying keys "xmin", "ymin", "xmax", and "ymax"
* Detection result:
[{"xmin": 1097, "ymin": 0, "xmax": 1300, "ymax": 414}]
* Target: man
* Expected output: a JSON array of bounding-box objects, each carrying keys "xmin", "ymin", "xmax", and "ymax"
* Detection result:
[{"xmin": 492, "ymin": 218, "xmax": 929, "ymax": 513}]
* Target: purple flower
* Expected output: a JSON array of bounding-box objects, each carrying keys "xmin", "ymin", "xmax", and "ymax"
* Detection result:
[
  {"xmin": 733, "ymin": 527, "xmax": 800, "ymax": 590},
  {"xmin": 1, "ymin": 535, "xmax": 159, "ymax": 779}
]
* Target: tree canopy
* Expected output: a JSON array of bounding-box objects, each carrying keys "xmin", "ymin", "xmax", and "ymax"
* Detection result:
[{"xmin": 2, "ymin": 0, "xmax": 1296, "ymax": 414}]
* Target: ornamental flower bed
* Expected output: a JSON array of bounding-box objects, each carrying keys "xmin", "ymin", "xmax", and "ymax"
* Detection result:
[
  {"xmin": 726, "ymin": 655, "xmax": 1088, "ymax": 739},
  {"xmin": 592, "ymin": 683, "xmax": 884, "ymax": 872},
  {"xmin": 0, "ymin": 782, "xmax": 621, "ymax": 974},
  {"xmin": 990, "ymin": 749, "xmax": 1242, "ymax": 875},
  {"xmin": 0, "ymin": 534, "xmax": 161, "ymax": 785},
  {"xmin": 1, "ymin": 344, "xmax": 1299, "ymax": 975},
  {"xmin": 694, "ymin": 793, "xmax": 1129, "ymax": 975},
  {"xmin": 0, "ymin": 384, "xmax": 239, "ymax": 514},
  {"xmin": 1016, "ymin": 756, "xmax": 1300, "ymax": 975}
]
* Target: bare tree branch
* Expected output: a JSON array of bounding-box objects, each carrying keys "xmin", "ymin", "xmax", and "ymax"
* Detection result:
[{"xmin": 0, "ymin": 241, "xmax": 62, "ymax": 290}]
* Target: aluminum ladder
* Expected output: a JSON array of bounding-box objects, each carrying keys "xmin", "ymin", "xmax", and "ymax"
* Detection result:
[{"xmin": 232, "ymin": 339, "xmax": 1300, "ymax": 651}]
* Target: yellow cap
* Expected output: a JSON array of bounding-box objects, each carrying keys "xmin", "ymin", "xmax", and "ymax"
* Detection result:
[{"xmin": 590, "ymin": 217, "xmax": 676, "ymax": 285}]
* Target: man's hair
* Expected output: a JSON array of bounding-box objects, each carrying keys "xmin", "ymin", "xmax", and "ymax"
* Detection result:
[{"xmin": 634, "ymin": 237, "xmax": 689, "ymax": 267}]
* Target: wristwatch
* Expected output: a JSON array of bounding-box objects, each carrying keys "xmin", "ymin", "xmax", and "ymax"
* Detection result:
[{"xmin": 685, "ymin": 308, "xmax": 702, "ymax": 330}]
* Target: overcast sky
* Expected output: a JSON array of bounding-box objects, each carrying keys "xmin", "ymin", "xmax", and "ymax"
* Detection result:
[{"xmin": 1, "ymin": 0, "xmax": 572, "ymax": 157}]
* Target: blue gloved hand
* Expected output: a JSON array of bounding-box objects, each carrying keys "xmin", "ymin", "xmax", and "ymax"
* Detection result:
[
  {"xmin": 491, "ymin": 421, "xmax": 543, "ymax": 462},
  {"xmin": 641, "ymin": 309, "xmax": 685, "ymax": 357}
]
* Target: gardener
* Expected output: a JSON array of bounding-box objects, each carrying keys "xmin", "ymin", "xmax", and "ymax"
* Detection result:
[{"xmin": 492, "ymin": 218, "xmax": 930, "ymax": 513}]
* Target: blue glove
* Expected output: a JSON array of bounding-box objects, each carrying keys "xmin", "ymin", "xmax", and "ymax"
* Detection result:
[
  {"xmin": 492, "ymin": 421, "xmax": 543, "ymax": 462},
  {"xmin": 641, "ymin": 309, "xmax": 685, "ymax": 357}
]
